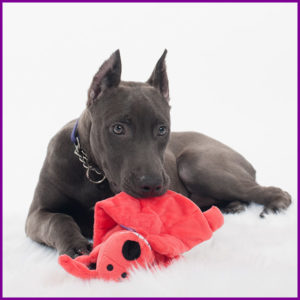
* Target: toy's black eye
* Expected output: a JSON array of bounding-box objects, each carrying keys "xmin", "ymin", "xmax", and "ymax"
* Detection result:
[
  {"xmin": 122, "ymin": 240, "xmax": 141, "ymax": 260},
  {"xmin": 121, "ymin": 272, "xmax": 127, "ymax": 278},
  {"xmin": 112, "ymin": 124, "xmax": 125, "ymax": 135},
  {"xmin": 158, "ymin": 126, "xmax": 168, "ymax": 136}
]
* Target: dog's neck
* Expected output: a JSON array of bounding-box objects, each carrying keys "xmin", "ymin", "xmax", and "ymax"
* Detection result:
[{"xmin": 76, "ymin": 109, "xmax": 99, "ymax": 169}]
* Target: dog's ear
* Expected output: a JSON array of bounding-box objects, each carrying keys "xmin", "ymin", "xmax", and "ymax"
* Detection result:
[
  {"xmin": 147, "ymin": 49, "xmax": 169, "ymax": 102},
  {"xmin": 87, "ymin": 50, "xmax": 121, "ymax": 106}
]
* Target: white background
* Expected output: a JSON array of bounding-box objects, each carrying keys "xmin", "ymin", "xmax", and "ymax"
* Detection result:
[{"xmin": 3, "ymin": 3, "xmax": 297, "ymax": 297}]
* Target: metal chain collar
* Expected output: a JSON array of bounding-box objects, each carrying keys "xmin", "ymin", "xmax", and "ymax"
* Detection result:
[{"xmin": 73, "ymin": 137, "xmax": 106, "ymax": 184}]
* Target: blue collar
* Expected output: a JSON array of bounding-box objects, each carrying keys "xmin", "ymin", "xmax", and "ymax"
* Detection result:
[{"xmin": 71, "ymin": 119, "xmax": 79, "ymax": 145}]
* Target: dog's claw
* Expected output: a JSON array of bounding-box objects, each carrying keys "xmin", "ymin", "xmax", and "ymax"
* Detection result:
[
  {"xmin": 221, "ymin": 201, "xmax": 248, "ymax": 214},
  {"xmin": 77, "ymin": 243, "xmax": 92, "ymax": 255},
  {"xmin": 259, "ymin": 190, "xmax": 291, "ymax": 218},
  {"xmin": 259, "ymin": 209, "xmax": 267, "ymax": 218},
  {"xmin": 61, "ymin": 241, "xmax": 93, "ymax": 258}
]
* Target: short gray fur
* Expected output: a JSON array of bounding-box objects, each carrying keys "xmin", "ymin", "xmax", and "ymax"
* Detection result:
[{"xmin": 25, "ymin": 50, "xmax": 291, "ymax": 257}]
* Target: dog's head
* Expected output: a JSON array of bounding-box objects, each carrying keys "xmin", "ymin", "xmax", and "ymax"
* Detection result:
[{"xmin": 86, "ymin": 50, "xmax": 171, "ymax": 198}]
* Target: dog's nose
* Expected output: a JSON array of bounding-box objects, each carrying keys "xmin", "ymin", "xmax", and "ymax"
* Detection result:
[{"xmin": 137, "ymin": 175, "xmax": 163, "ymax": 197}]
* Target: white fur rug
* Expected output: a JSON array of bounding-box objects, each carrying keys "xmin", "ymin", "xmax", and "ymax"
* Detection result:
[
  {"xmin": 3, "ymin": 201, "xmax": 297, "ymax": 297},
  {"xmin": 3, "ymin": 4, "xmax": 297, "ymax": 297}
]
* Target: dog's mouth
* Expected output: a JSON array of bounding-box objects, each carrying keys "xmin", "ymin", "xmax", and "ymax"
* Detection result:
[
  {"xmin": 122, "ymin": 185, "xmax": 168, "ymax": 199},
  {"xmin": 120, "ymin": 172, "xmax": 170, "ymax": 199},
  {"xmin": 107, "ymin": 169, "xmax": 170, "ymax": 199},
  {"xmin": 109, "ymin": 182, "xmax": 167, "ymax": 199}
]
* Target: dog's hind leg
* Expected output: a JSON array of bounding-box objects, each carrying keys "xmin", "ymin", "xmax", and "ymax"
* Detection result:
[
  {"xmin": 217, "ymin": 200, "xmax": 249, "ymax": 214},
  {"xmin": 177, "ymin": 147, "xmax": 291, "ymax": 217}
]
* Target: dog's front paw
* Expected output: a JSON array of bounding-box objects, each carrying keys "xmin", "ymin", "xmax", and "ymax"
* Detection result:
[
  {"xmin": 260, "ymin": 188, "xmax": 292, "ymax": 218},
  {"xmin": 60, "ymin": 240, "xmax": 93, "ymax": 258}
]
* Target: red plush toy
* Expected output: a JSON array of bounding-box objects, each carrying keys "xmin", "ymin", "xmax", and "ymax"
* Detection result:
[{"xmin": 59, "ymin": 190, "xmax": 224, "ymax": 281}]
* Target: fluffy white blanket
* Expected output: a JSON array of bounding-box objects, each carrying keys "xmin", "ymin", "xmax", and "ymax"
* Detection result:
[
  {"xmin": 3, "ymin": 3, "xmax": 297, "ymax": 297},
  {"xmin": 4, "ymin": 201, "xmax": 297, "ymax": 297}
]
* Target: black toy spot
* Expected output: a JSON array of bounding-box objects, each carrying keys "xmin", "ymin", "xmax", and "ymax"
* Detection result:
[
  {"xmin": 122, "ymin": 240, "xmax": 141, "ymax": 261},
  {"xmin": 121, "ymin": 272, "xmax": 127, "ymax": 278},
  {"xmin": 107, "ymin": 264, "xmax": 113, "ymax": 271},
  {"xmin": 88, "ymin": 263, "xmax": 96, "ymax": 270}
]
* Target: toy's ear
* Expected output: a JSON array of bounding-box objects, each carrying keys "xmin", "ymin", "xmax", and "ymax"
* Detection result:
[
  {"xmin": 122, "ymin": 240, "xmax": 141, "ymax": 261},
  {"xmin": 58, "ymin": 255, "xmax": 98, "ymax": 279},
  {"xmin": 203, "ymin": 206, "xmax": 224, "ymax": 232},
  {"xmin": 147, "ymin": 234, "xmax": 188, "ymax": 258}
]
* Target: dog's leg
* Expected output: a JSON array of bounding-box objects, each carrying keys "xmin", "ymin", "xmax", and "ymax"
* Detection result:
[
  {"xmin": 177, "ymin": 148, "xmax": 291, "ymax": 217},
  {"xmin": 26, "ymin": 209, "xmax": 92, "ymax": 257},
  {"xmin": 25, "ymin": 183, "xmax": 92, "ymax": 257},
  {"xmin": 218, "ymin": 200, "xmax": 249, "ymax": 214}
]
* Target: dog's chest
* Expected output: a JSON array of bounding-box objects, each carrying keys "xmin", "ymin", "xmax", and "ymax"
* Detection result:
[{"xmin": 72, "ymin": 179, "xmax": 114, "ymax": 209}]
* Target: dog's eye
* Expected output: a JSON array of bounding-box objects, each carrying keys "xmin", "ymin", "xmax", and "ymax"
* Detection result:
[
  {"xmin": 158, "ymin": 126, "xmax": 168, "ymax": 136},
  {"xmin": 112, "ymin": 124, "xmax": 125, "ymax": 135}
]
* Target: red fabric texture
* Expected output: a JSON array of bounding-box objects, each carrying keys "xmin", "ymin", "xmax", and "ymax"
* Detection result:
[
  {"xmin": 59, "ymin": 190, "xmax": 224, "ymax": 281},
  {"xmin": 59, "ymin": 230, "xmax": 154, "ymax": 281}
]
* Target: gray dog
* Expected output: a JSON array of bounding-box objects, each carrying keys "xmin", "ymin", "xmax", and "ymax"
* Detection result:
[{"xmin": 25, "ymin": 50, "xmax": 291, "ymax": 258}]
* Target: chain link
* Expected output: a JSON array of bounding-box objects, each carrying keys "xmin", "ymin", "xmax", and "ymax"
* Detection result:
[{"xmin": 74, "ymin": 137, "xmax": 106, "ymax": 184}]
